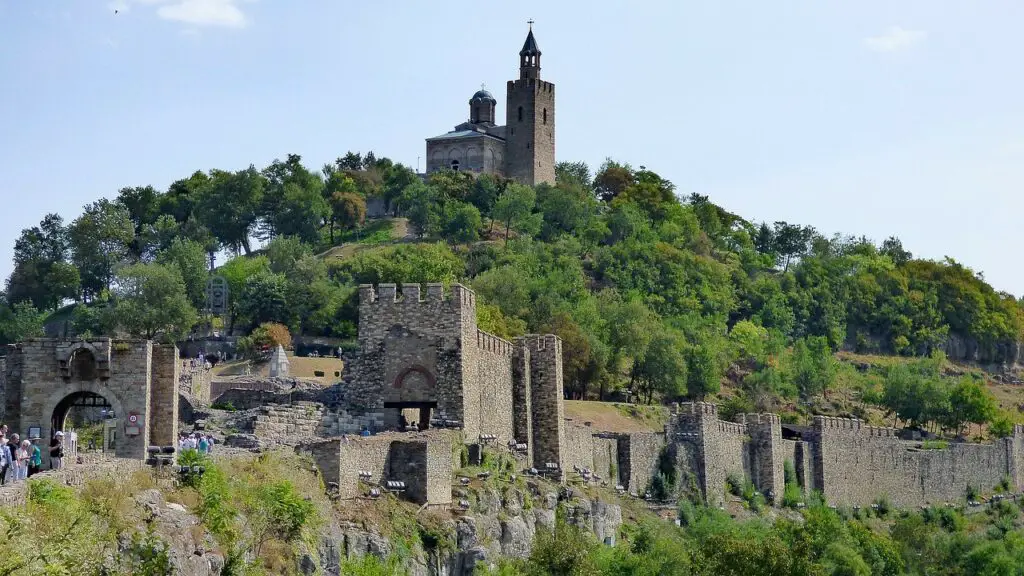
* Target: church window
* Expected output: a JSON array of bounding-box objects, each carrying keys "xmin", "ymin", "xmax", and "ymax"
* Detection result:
[
  {"xmin": 543, "ymin": 108, "xmax": 547, "ymax": 124},
  {"xmin": 517, "ymin": 106, "xmax": 523, "ymax": 122},
  {"xmin": 450, "ymin": 159, "xmax": 460, "ymax": 171}
]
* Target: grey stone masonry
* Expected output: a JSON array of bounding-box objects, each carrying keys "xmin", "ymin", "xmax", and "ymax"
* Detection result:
[
  {"xmin": 667, "ymin": 403, "xmax": 1024, "ymax": 509},
  {"xmin": 3, "ymin": 338, "xmax": 180, "ymax": 467},
  {"xmin": 520, "ymin": 334, "xmax": 565, "ymax": 475},
  {"xmin": 511, "ymin": 342, "xmax": 533, "ymax": 464},
  {"xmin": 150, "ymin": 344, "xmax": 180, "ymax": 448},
  {"xmin": 740, "ymin": 413, "xmax": 785, "ymax": 502}
]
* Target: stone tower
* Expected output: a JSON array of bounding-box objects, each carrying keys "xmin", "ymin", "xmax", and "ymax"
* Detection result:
[{"xmin": 505, "ymin": 24, "xmax": 555, "ymax": 186}]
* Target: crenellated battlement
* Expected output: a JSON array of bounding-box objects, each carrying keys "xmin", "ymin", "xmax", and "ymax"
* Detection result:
[
  {"xmin": 477, "ymin": 330, "xmax": 514, "ymax": 357},
  {"xmin": 518, "ymin": 334, "xmax": 561, "ymax": 352},
  {"xmin": 677, "ymin": 402, "xmax": 718, "ymax": 418},
  {"xmin": 740, "ymin": 413, "xmax": 781, "ymax": 427},
  {"xmin": 718, "ymin": 421, "xmax": 747, "ymax": 435},
  {"xmin": 358, "ymin": 282, "xmax": 465, "ymax": 305}
]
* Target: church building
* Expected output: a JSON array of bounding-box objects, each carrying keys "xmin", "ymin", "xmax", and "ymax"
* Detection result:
[{"xmin": 425, "ymin": 25, "xmax": 555, "ymax": 186}]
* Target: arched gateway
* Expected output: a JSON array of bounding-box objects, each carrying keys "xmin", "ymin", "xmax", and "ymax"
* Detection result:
[{"xmin": 2, "ymin": 339, "xmax": 179, "ymax": 468}]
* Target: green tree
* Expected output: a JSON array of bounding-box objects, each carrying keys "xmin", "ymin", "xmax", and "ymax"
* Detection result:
[
  {"xmin": 0, "ymin": 300, "xmax": 45, "ymax": 344},
  {"xmin": 787, "ymin": 336, "xmax": 837, "ymax": 400},
  {"xmin": 443, "ymin": 202, "xmax": 482, "ymax": 242},
  {"xmin": 634, "ymin": 329, "xmax": 688, "ymax": 403},
  {"xmin": 6, "ymin": 214, "xmax": 79, "ymax": 310},
  {"xmin": 197, "ymin": 167, "xmax": 265, "ymax": 254},
  {"xmin": 944, "ymin": 376, "xmax": 997, "ymax": 436},
  {"xmin": 69, "ymin": 199, "xmax": 135, "ymax": 301},
  {"xmin": 492, "ymin": 183, "xmax": 540, "ymax": 240},
  {"xmin": 332, "ymin": 191, "xmax": 368, "ymax": 239},
  {"xmin": 686, "ymin": 344, "xmax": 721, "ymax": 400},
  {"xmin": 108, "ymin": 263, "xmax": 197, "ymax": 340},
  {"xmin": 156, "ymin": 238, "xmax": 208, "ymax": 310},
  {"xmin": 236, "ymin": 271, "xmax": 290, "ymax": 328}
]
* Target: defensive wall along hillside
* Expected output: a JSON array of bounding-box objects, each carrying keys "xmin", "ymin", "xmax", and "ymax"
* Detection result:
[
  {"xmin": 809, "ymin": 417, "xmax": 1024, "ymax": 507},
  {"xmin": 664, "ymin": 402, "xmax": 1024, "ymax": 508}
]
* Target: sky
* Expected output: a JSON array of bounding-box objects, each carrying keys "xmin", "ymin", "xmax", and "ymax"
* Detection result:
[{"xmin": 1, "ymin": 1, "xmax": 1023, "ymax": 294}]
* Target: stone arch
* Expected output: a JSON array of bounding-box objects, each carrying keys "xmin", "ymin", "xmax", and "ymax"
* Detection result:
[
  {"xmin": 393, "ymin": 365, "xmax": 436, "ymax": 390},
  {"xmin": 447, "ymin": 147, "xmax": 465, "ymax": 166},
  {"xmin": 467, "ymin": 146, "xmax": 482, "ymax": 170},
  {"xmin": 40, "ymin": 382, "xmax": 128, "ymax": 466}
]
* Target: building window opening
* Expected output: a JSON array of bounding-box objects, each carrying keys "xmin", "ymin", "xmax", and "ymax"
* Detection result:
[
  {"xmin": 450, "ymin": 159, "xmax": 460, "ymax": 171},
  {"xmin": 543, "ymin": 108, "xmax": 547, "ymax": 124},
  {"xmin": 518, "ymin": 106, "xmax": 523, "ymax": 122}
]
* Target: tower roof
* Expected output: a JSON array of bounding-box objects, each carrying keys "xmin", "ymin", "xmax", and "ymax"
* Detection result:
[
  {"xmin": 520, "ymin": 28, "xmax": 541, "ymax": 56},
  {"xmin": 471, "ymin": 88, "xmax": 495, "ymax": 102}
]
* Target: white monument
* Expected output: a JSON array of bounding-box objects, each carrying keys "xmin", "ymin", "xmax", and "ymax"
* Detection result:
[{"xmin": 269, "ymin": 345, "xmax": 290, "ymax": 377}]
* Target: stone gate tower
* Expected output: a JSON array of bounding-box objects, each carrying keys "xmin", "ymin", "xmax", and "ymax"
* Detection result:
[{"xmin": 505, "ymin": 24, "xmax": 556, "ymax": 185}]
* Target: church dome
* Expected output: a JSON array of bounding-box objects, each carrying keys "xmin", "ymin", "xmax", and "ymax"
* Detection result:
[{"xmin": 471, "ymin": 89, "xmax": 496, "ymax": 102}]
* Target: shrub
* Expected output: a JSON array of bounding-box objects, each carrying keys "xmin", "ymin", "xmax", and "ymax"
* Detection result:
[
  {"xmin": 873, "ymin": 495, "xmax": 891, "ymax": 518},
  {"xmin": 211, "ymin": 400, "xmax": 237, "ymax": 411},
  {"xmin": 966, "ymin": 485, "xmax": 980, "ymax": 502},
  {"xmin": 238, "ymin": 322, "xmax": 292, "ymax": 358},
  {"xmin": 726, "ymin": 473, "xmax": 743, "ymax": 497}
]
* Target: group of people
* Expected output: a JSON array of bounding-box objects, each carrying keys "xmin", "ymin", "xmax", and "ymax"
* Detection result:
[
  {"xmin": 0, "ymin": 425, "xmax": 45, "ymax": 484},
  {"xmin": 178, "ymin": 432, "xmax": 215, "ymax": 454}
]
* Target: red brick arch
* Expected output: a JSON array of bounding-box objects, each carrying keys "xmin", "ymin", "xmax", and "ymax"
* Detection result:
[{"xmin": 393, "ymin": 365, "xmax": 436, "ymax": 389}]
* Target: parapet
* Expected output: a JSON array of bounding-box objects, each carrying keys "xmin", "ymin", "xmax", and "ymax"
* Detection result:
[
  {"xmin": 477, "ymin": 330, "xmax": 514, "ymax": 357},
  {"xmin": 518, "ymin": 334, "xmax": 562, "ymax": 352},
  {"xmin": 358, "ymin": 283, "xmax": 473, "ymax": 307},
  {"xmin": 718, "ymin": 421, "xmax": 747, "ymax": 435},
  {"xmin": 811, "ymin": 416, "xmax": 899, "ymax": 437},
  {"xmin": 677, "ymin": 402, "xmax": 718, "ymax": 418},
  {"xmin": 739, "ymin": 413, "xmax": 781, "ymax": 427}
]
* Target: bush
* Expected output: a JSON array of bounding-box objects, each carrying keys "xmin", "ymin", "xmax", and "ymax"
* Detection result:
[
  {"xmin": 873, "ymin": 495, "xmax": 891, "ymax": 518},
  {"xmin": 211, "ymin": 400, "xmax": 236, "ymax": 411},
  {"xmin": 238, "ymin": 322, "xmax": 292, "ymax": 358},
  {"xmin": 726, "ymin": 473, "xmax": 743, "ymax": 497}
]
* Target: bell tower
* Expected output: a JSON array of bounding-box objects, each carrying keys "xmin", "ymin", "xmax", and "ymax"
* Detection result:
[{"xmin": 505, "ymin": 21, "xmax": 555, "ymax": 186}]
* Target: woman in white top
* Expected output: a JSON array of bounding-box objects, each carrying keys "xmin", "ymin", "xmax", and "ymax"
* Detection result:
[{"xmin": 14, "ymin": 440, "xmax": 29, "ymax": 481}]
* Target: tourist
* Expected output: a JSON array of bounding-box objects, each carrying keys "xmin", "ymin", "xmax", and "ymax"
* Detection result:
[
  {"xmin": 50, "ymin": 431, "xmax": 64, "ymax": 470},
  {"xmin": 205, "ymin": 434, "xmax": 215, "ymax": 454},
  {"xmin": 198, "ymin": 434, "xmax": 209, "ymax": 453},
  {"xmin": 0, "ymin": 435, "xmax": 9, "ymax": 485},
  {"xmin": 14, "ymin": 440, "xmax": 29, "ymax": 481},
  {"xmin": 27, "ymin": 439, "xmax": 41, "ymax": 477}
]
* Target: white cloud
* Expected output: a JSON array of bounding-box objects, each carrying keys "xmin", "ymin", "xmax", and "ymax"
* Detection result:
[
  {"xmin": 108, "ymin": 0, "xmax": 248, "ymax": 28},
  {"xmin": 863, "ymin": 26, "xmax": 927, "ymax": 52}
]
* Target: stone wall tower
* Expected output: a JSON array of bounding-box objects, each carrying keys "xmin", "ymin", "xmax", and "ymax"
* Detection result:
[{"xmin": 505, "ymin": 24, "xmax": 555, "ymax": 186}]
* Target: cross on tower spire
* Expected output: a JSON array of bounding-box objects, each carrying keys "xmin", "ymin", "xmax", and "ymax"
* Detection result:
[{"xmin": 527, "ymin": 18, "xmax": 534, "ymax": 29}]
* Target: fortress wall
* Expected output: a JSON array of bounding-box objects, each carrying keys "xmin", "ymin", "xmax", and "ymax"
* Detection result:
[
  {"xmin": 522, "ymin": 335, "xmax": 566, "ymax": 474},
  {"xmin": 252, "ymin": 401, "xmax": 325, "ymax": 442},
  {"xmin": 336, "ymin": 435, "xmax": 392, "ymax": 500},
  {"xmin": 564, "ymin": 423, "xmax": 596, "ymax": 474},
  {"xmin": 332, "ymin": 431, "xmax": 455, "ymax": 505},
  {"xmin": 740, "ymin": 413, "xmax": 785, "ymax": 499},
  {"xmin": 472, "ymin": 329, "xmax": 515, "ymax": 445},
  {"xmin": 150, "ymin": 344, "xmax": 180, "ymax": 448},
  {"xmin": 618, "ymin": 432, "xmax": 665, "ymax": 494},
  {"xmin": 781, "ymin": 439, "xmax": 812, "ymax": 489},
  {"xmin": 812, "ymin": 416, "xmax": 1018, "ymax": 507},
  {"xmin": 511, "ymin": 343, "xmax": 532, "ymax": 462},
  {"xmin": 593, "ymin": 436, "xmax": 620, "ymax": 485}
]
